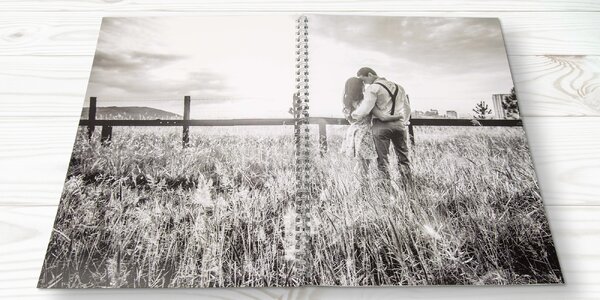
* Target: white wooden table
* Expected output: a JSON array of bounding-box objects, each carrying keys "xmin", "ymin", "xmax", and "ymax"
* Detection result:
[{"xmin": 1, "ymin": 1, "xmax": 599, "ymax": 299}]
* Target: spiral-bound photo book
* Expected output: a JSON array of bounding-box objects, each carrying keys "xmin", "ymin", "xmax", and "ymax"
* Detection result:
[{"xmin": 38, "ymin": 14, "xmax": 563, "ymax": 288}]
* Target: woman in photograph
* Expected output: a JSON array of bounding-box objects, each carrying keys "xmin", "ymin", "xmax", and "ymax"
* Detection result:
[{"xmin": 340, "ymin": 77, "xmax": 400, "ymax": 178}]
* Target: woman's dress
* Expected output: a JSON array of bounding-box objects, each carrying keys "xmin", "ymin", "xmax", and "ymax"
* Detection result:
[{"xmin": 340, "ymin": 109, "xmax": 378, "ymax": 160}]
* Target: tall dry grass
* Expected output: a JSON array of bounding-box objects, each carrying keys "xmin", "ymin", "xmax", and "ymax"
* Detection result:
[{"xmin": 37, "ymin": 125, "xmax": 562, "ymax": 288}]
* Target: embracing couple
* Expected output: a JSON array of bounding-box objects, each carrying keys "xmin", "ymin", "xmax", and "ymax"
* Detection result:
[{"xmin": 341, "ymin": 67, "xmax": 412, "ymax": 187}]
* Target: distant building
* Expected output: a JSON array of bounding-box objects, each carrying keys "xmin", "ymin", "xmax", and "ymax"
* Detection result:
[
  {"xmin": 492, "ymin": 94, "xmax": 510, "ymax": 119},
  {"xmin": 424, "ymin": 109, "xmax": 439, "ymax": 117},
  {"xmin": 446, "ymin": 110, "xmax": 458, "ymax": 119},
  {"xmin": 412, "ymin": 110, "xmax": 424, "ymax": 118}
]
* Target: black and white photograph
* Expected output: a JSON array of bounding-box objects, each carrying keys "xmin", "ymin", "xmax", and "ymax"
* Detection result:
[
  {"xmin": 37, "ymin": 15, "xmax": 303, "ymax": 288},
  {"xmin": 37, "ymin": 14, "xmax": 563, "ymax": 288},
  {"xmin": 305, "ymin": 15, "xmax": 562, "ymax": 285}
]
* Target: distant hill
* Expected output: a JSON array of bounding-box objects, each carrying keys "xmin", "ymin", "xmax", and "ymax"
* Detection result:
[{"xmin": 80, "ymin": 106, "xmax": 182, "ymax": 120}]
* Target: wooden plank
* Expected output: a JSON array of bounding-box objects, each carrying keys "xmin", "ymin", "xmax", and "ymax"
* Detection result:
[
  {"xmin": 87, "ymin": 97, "xmax": 96, "ymax": 139},
  {"xmin": 0, "ymin": 205, "xmax": 594, "ymax": 298},
  {"xmin": 0, "ymin": 56, "xmax": 92, "ymax": 117},
  {"xmin": 510, "ymin": 55, "xmax": 600, "ymax": 116},
  {"xmin": 1, "ymin": 12, "xmax": 600, "ymax": 56},
  {"xmin": 75, "ymin": 118, "xmax": 520, "ymax": 127},
  {"xmin": 0, "ymin": 14, "xmax": 101, "ymax": 56},
  {"xmin": 1, "ymin": 1, "xmax": 600, "ymax": 12},
  {"xmin": 100, "ymin": 125, "xmax": 112, "ymax": 145},
  {"xmin": 182, "ymin": 95, "xmax": 190, "ymax": 147},
  {"xmin": 79, "ymin": 119, "xmax": 298, "ymax": 126},
  {"xmin": 0, "ymin": 115, "xmax": 599, "ymax": 206},
  {"xmin": 310, "ymin": 118, "xmax": 522, "ymax": 126},
  {"xmin": 318, "ymin": 121, "xmax": 327, "ymax": 155},
  {"xmin": 2, "ymin": 55, "xmax": 600, "ymax": 117}
]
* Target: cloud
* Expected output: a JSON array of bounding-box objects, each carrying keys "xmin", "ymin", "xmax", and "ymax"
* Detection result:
[
  {"xmin": 308, "ymin": 15, "xmax": 514, "ymax": 117},
  {"xmin": 87, "ymin": 64, "xmax": 232, "ymax": 102},
  {"xmin": 310, "ymin": 16, "xmax": 508, "ymax": 75},
  {"xmin": 87, "ymin": 48, "xmax": 232, "ymax": 102},
  {"xmin": 92, "ymin": 49, "xmax": 186, "ymax": 72},
  {"xmin": 84, "ymin": 16, "xmax": 296, "ymax": 112}
]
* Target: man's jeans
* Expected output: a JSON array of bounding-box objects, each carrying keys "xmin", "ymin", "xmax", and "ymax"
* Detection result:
[{"xmin": 371, "ymin": 120, "xmax": 411, "ymax": 180}]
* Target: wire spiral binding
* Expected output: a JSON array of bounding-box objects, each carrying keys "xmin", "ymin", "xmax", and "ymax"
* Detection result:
[{"xmin": 293, "ymin": 14, "xmax": 310, "ymax": 284}]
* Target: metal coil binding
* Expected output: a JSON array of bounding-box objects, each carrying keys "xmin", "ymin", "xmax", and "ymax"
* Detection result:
[{"xmin": 293, "ymin": 14, "xmax": 310, "ymax": 284}]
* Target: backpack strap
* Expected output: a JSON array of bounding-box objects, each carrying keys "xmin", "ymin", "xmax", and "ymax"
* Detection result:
[{"xmin": 374, "ymin": 82, "xmax": 399, "ymax": 115}]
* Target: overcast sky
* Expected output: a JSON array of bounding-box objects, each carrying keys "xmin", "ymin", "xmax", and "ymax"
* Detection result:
[
  {"xmin": 309, "ymin": 15, "xmax": 515, "ymax": 118},
  {"xmin": 84, "ymin": 15, "xmax": 514, "ymax": 119},
  {"xmin": 84, "ymin": 16, "xmax": 296, "ymax": 119}
]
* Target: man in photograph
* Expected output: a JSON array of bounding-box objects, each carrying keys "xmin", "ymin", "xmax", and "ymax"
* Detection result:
[{"xmin": 352, "ymin": 67, "xmax": 412, "ymax": 184}]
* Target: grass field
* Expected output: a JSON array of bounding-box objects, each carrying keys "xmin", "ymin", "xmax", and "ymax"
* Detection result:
[{"xmin": 37, "ymin": 124, "xmax": 563, "ymax": 288}]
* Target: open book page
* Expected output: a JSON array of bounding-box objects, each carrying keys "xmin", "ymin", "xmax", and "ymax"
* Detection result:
[
  {"xmin": 306, "ymin": 14, "xmax": 562, "ymax": 286},
  {"xmin": 37, "ymin": 15, "xmax": 305, "ymax": 288}
]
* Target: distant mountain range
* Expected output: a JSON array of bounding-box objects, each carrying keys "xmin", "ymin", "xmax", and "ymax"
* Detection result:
[{"xmin": 80, "ymin": 106, "xmax": 182, "ymax": 120}]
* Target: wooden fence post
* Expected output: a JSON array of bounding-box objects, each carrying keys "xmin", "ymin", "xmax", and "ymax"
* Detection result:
[
  {"xmin": 408, "ymin": 123, "xmax": 415, "ymax": 145},
  {"xmin": 88, "ymin": 97, "xmax": 96, "ymax": 140},
  {"xmin": 182, "ymin": 96, "xmax": 190, "ymax": 147},
  {"xmin": 101, "ymin": 125, "xmax": 112, "ymax": 146},
  {"xmin": 318, "ymin": 121, "xmax": 327, "ymax": 156},
  {"xmin": 406, "ymin": 95, "xmax": 414, "ymax": 145}
]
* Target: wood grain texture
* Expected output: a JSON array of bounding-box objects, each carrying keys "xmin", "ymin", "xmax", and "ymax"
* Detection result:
[
  {"xmin": 0, "ymin": 56, "xmax": 92, "ymax": 117},
  {"xmin": 1, "ymin": 116, "xmax": 599, "ymax": 206},
  {"xmin": 1, "ymin": 1, "xmax": 598, "ymax": 298},
  {"xmin": 1, "ymin": 12, "xmax": 600, "ymax": 56},
  {"xmin": 0, "ymin": 205, "xmax": 595, "ymax": 299},
  {"xmin": 2, "ymin": 0, "xmax": 600, "ymax": 12},
  {"xmin": 2, "ymin": 55, "xmax": 600, "ymax": 117},
  {"xmin": 510, "ymin": 56, "xmax": 600, "ymax": 116}
]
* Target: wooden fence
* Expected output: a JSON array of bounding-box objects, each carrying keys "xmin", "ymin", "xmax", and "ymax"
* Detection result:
[{"xmin": 81, "ymin": 96, "xmax": 523, "ymax": 155}]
